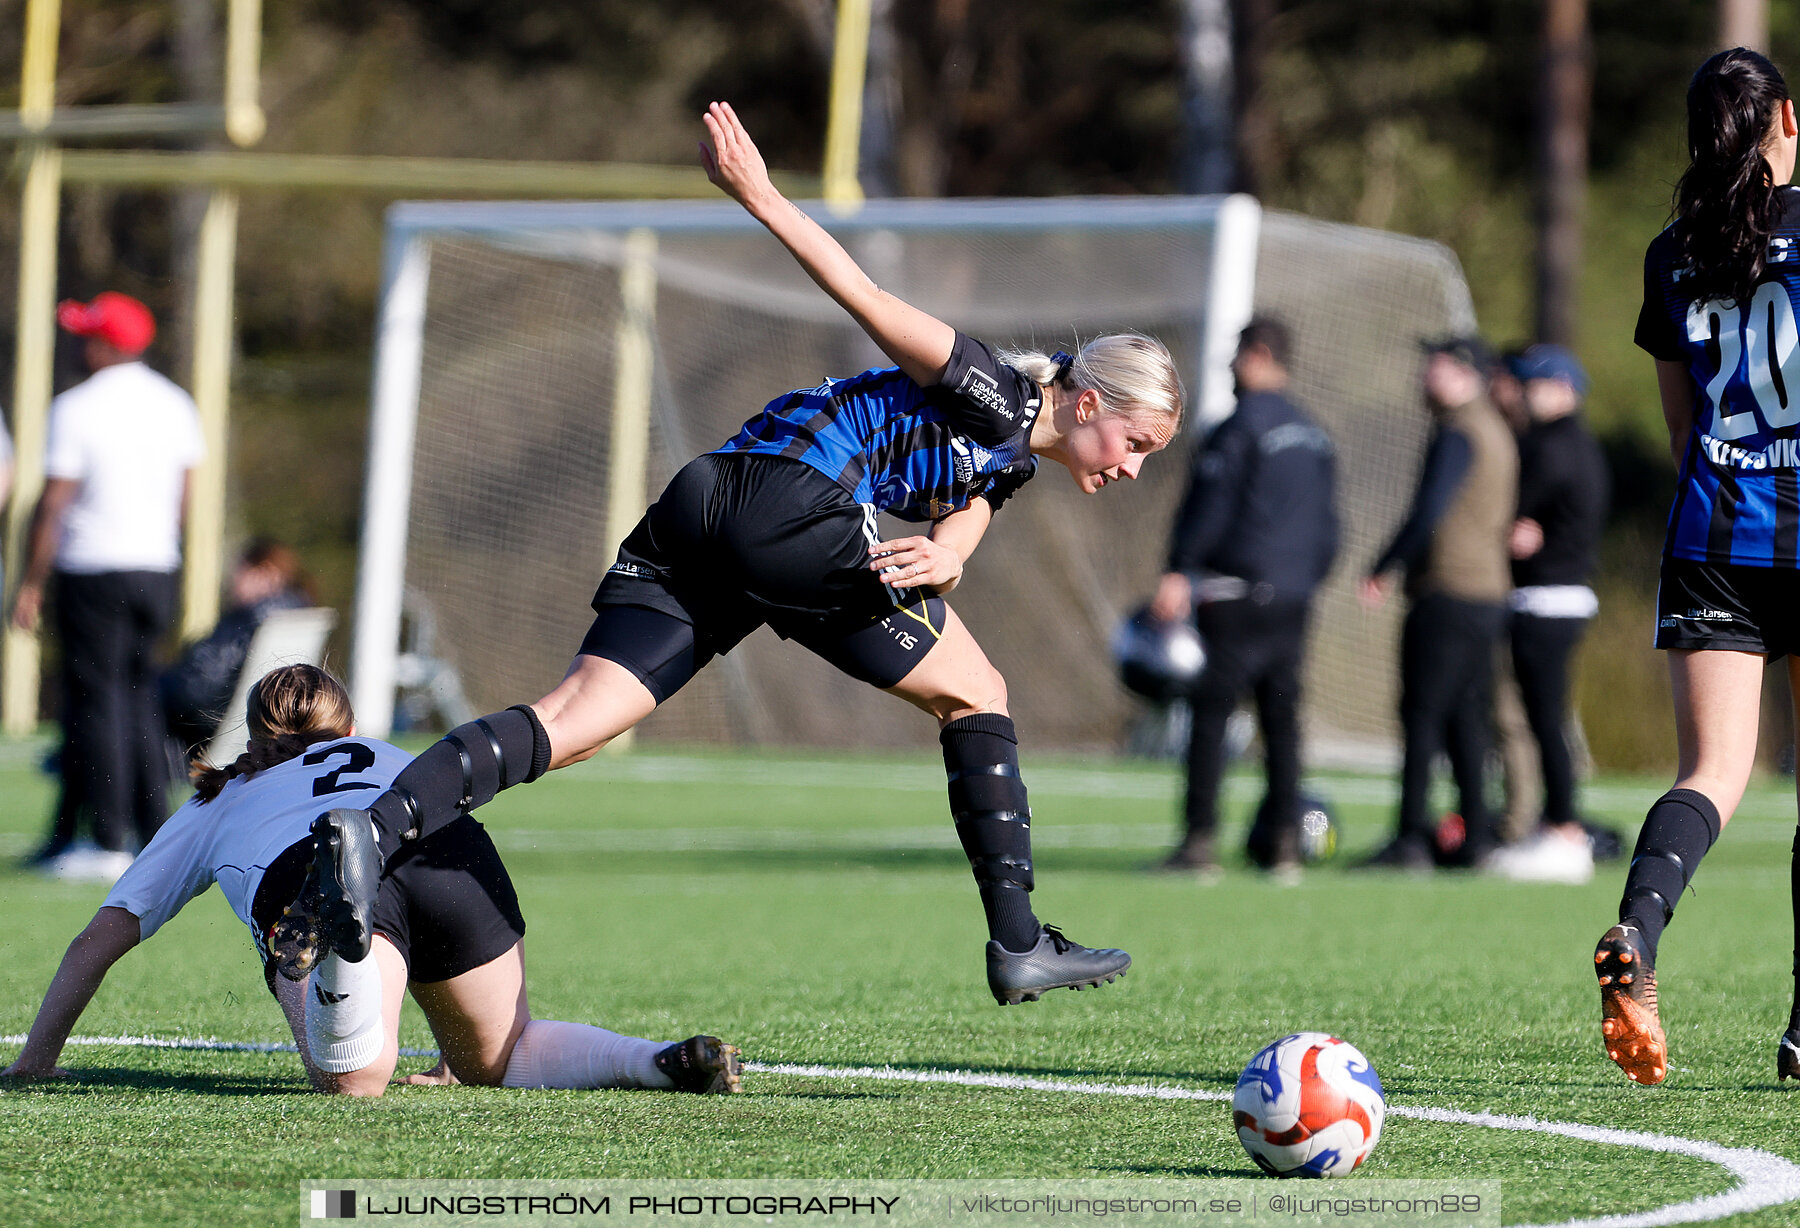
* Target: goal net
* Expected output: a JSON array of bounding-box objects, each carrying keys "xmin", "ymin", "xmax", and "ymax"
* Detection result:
[{"xmin": 354, "ymin": 197, "xmax": 1472, "ymax": 761}]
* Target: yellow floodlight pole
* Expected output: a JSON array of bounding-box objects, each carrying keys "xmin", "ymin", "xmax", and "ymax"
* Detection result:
[
  {"xmin": 821, "ymin": 0, "xmax": 872, "ymax": 215},
  {"xmin": 4, "ymin": 0, "xmax": 63, "ymax": 736},
  {"xmin": 183, "ymin": 0, "xmax": 262, "ymax": 638},
  {"xmin": 601, "ymin": 229, "xmax": 658, "ymax": 754},
  {"xmin": 182, "ymin": 188, "xmax": 239, "ymax": 639}
]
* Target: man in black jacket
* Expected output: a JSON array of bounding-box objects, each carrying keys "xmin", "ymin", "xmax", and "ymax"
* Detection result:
[
  {"xmin": 1485, "ymin": 344, "xmax": 1610, "ymax": 884},
  {"xmin": 1149, "ymin": 317, "xmax": 1339, "ymax": 877}
]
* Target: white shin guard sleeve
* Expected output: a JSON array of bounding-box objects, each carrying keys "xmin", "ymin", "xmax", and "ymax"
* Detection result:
[
  {"xmin": 500, "ymin": 1019, "xmax": 673, "ymax": 1090},
  {"xmin": 303, "ymin": 952, "xmax": 386, "ymax": 1074}
]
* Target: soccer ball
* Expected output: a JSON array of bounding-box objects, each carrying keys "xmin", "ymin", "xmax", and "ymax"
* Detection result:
[
  {"xmin": 1233, "ymin": 1033, "xmax": 1385, "ymax": 1177},
  {"xmin": 1297, "ymin": 798, "xmax": 1338, "ymax": 864},
  {"xmin": 1112, "ymin": 605, "xmax": 1205, "ymax": 702}
]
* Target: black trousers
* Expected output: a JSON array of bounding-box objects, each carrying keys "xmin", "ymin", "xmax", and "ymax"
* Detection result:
[
  {"xmin": 1396, "ymin": 594, "xmax": 1506, "ymax": 846},
  {"xmin": 1509, "ymin": 611, "xmax": 1589, "ymax": 828},
  {"xmin": 1182, "ymin": 598, "xmax": 1310, "ymax": 839},
  {"xmin": 49, "ymin": 570, "xmax": 178, "ymax": 852}
]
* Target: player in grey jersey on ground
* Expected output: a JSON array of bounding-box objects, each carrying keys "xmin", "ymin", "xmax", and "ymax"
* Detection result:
[{"xmin": 3, "ymin": 665, "xmax": 740, "ymax": 1096}]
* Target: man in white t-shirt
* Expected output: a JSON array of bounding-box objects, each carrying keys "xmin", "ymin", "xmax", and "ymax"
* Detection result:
[{"xmin": 12, "ymin": 293, "xmax": 204, "ymax": 877}]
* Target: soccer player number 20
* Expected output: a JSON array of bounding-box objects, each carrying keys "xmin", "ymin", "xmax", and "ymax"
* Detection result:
[{"xmin": 1687, "ymin": 287, "xmax": 1800, "ymax": 435}]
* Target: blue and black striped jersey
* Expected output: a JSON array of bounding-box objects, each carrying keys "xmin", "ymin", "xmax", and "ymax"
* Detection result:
[
  {"xmin": 713, "ymin": 332, "xmax": 1041, "ymax": 523},
  {"xmin": 1636, "ymin": 187, "xmax": 1800, "ymax": 567}
]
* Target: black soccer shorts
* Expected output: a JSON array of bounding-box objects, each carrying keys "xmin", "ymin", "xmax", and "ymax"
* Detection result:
[
  {"xmin": 254, "ymin": 815, "xmax": 527, "ymax": 993},
  {"xmin": 585, "ymin": 452, "xmax": 949, "ymax": 700},
  {"xmin": 1655, "ymin": 555, "xmax": 1800, "ymax": 660}
]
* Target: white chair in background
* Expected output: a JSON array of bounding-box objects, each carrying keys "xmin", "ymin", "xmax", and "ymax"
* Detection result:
[{"xmin": 203, "ymin": 607, "xmax": 338, "ymax": 768}]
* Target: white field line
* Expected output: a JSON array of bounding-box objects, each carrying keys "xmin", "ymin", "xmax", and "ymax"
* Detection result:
[
  {"xmin": 751, "ymin": 1064, "xmax": 1800, "ymax": 1228},
  {"xmin": 8, "ymin": 1037, "xmax": 1798, "ymax": 1227}
]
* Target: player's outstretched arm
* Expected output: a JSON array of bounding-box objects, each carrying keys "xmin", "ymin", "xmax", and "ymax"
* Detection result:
[
  {"xmin": 701, "ymin": 101, "xmax": 955, "ymax": 386},
  {"xmin": 1, "ymin": 907, "xmax": 140, "ymax": 1079}
]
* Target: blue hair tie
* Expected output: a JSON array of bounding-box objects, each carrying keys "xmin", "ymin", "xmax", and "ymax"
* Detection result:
[{"xmin": 1050, "ymin": 350, "xmax": 1074, "ymax": 383}]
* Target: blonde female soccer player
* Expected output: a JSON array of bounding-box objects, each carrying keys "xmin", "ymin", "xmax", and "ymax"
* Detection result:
[
  {"xmin": 2, "ymin": 665, "xmax": 740, "ymax": 1096},
  {"xmin": 307, "ymin": 101, "xmax": 1184, "ymax": 1008},
  {"xmin": 1602, "ymin": 47, "xmax": 1800, "ymax": 1085}
]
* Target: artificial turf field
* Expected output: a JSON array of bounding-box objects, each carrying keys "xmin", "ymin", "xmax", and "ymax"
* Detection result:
[{"xmin": 4, "ymin": 737, "xmax": 1800, "ymax": 1226}]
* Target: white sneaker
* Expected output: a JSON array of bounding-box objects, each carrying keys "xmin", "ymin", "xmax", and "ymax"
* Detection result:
[
  {"xmin": 46, "ymin": 843, "xmax": 135, "ymax": 883},
  {"xmin": 1485, "ymin": 827, "xmax": 1594, "ymax": 885}
]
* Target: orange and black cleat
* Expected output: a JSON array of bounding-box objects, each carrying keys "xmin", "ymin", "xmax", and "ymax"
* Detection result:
[{"xmin": 1595, "ymin": 923, "xmax": 1667, "ymax": 1085}]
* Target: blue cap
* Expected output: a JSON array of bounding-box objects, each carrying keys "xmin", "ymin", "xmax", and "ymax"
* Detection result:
[{"xmin": 1516, "ymin": 343, "xmax": 1588, "ymax": 395}]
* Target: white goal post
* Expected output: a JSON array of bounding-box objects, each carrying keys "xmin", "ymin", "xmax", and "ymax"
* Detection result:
[{"xmin": 353, "ymin": 195, "xmax": 1471, "ymax": 760}]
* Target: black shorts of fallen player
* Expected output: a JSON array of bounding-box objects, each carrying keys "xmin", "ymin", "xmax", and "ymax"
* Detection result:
[
  {"xmin": 1654, "ymin": 554, "xmax": 1800, "ymax": 660},
  {"xmin": 583, "ymin": 452, "xmax": 949, "ymax": 702}
]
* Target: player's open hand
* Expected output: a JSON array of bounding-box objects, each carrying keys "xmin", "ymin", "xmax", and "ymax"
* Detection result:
[
  {"xmin": 872, "ymin": 536, "xmax": 963, "ymax": 592},
  {"xmin": 700, "ymin": 102, "xmax": 776, "ymax": 210},
  {"xmin": 397, "ymin": 1059, "xmax": 461, "ymax": 1087}
]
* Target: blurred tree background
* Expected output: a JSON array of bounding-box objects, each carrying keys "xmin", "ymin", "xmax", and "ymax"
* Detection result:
[{"xmin": 0, "ymin": 0, "xmax": 1790, "ymax": 767}]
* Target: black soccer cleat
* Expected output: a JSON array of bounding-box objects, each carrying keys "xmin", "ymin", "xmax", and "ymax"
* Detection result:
[
  {"xmin": 1779, "ymin": 1029, "xmax": 1800, "ymax": 1083},
  {"xmin": 654, "ymin": 1035, "xmax": 743, "ymax": 1094},
  {"xmin": 986, "ymin": 924, "xmax": 1130, "ymax": 1006},
  {"xmin": 267, "ymin": 865, "xmax": 327, "ymax": 982},
  {"xmin": 310, "ymin": 809, "xmax": 382, "ymax": 964}
]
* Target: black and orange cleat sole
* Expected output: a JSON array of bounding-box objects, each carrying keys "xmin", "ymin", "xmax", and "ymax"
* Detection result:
[{"xmin": 1595, "ymin": 923, "xmax": 1667, "ymax": 1085}]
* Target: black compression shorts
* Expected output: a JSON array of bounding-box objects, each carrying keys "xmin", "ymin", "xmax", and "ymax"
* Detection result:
[
  {"xmin": 587, "ymin": 452, "xmax": 949, "ymax": 699},
  {"xmin": 1655, "ymin": 555, "xmax": 1800, "ymax": 660},
  {"xmin": 252, "ymin": 815, "xmax": 527, "ymax": 994}
]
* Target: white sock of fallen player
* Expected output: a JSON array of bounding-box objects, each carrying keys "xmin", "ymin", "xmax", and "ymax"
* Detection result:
[
  {"xmin": 303, "ymin": 951, "xmax": 385, "ymax": 1074},
  {"xmin": 500, "ymin": 1019, "xmax": 674, "ymax": 1089}
]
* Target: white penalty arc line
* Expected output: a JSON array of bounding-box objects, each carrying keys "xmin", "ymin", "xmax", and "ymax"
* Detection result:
[
  {"xmin": 11, "ymin": 1038, "xmax": 1800, "ymax": 1227},
  {"xmin": 753, "ymin": 1062, "xmax": 1800, "ymax": 1228}
]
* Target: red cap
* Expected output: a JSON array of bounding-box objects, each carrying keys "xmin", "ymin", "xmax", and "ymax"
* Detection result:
[{"xmin": 57, "ymin": 292, "xmax": 155, "ymax": 356}]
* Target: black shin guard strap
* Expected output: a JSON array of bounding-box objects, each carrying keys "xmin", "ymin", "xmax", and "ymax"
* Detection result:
[
  {"xmin": 1618, "ymin": 788, "xmax": 1721, "ymax": 962},
  {"xmin": 444, "ymin": 732, "xmax": 479, "ymax": 811}
]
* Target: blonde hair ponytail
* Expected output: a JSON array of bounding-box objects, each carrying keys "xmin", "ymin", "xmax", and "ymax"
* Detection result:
[
  {"xmin": 192, "ymin": 664, "xmax": 356, "ymax": 802},
  {"xmin": 1000, "ymin": 333, "xmax": 1185, "ymax": 433}
]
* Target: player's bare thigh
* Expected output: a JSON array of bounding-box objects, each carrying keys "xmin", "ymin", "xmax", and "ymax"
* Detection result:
[
  {"xmin": 884, "ymin": 602, "xmax": 1009, "ymax": 726},
  {"xmin": 1668, "ymin": 647, "xmax": 1765, "ymax": 827},
  {"xmin": 529, "ymin": 656, "xmax": 659, "ymax": 770},
  {"xmin": 405, "ymin": 939, "xmax": 530, "ymax": 1087}
]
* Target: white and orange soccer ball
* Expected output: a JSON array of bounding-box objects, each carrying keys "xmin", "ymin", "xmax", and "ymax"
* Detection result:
[{"xmin": 1233, "ymin": 1033, "xmax": 1386, "ymax": 1178}]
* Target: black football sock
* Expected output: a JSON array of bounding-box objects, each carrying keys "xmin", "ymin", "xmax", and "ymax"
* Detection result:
[
  {"xmin": 364, "ymin": 706, "xmax": 552, "ymax": 857},
  {"xmin": 941, "ymin": 713, "xmax": 1041, "ymax": 954},
  {"xmin": 1790, "ymin": 824, "xmax": 1800, "ymax": 1035},
  {"xmin": 1617, "ymin": 788, "xmax": 1721, "ymax": 965}
]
